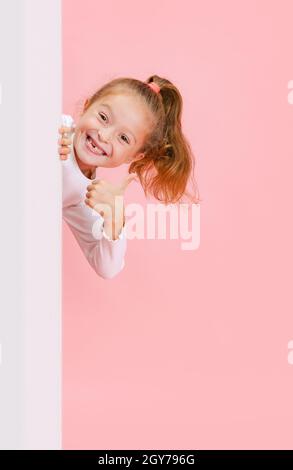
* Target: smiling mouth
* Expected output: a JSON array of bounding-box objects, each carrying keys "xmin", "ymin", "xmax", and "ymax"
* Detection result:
[{"xmin": 85, "ymin": 133, "xmax": 108, "ymax": 157}]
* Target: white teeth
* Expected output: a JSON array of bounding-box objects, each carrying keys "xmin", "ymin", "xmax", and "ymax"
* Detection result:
[{"xmin": 86, "ymin": 135, "xmax": 106, "ymax": 155}]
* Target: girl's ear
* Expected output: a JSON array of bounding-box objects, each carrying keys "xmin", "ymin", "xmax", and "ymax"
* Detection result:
[
  {"xmin": 83, "ymin": 99, "xmax": 90, "ymax": 112},
  {"xmin": 127, "ymin": 152, "xmax": 145, "ymax": 164}
]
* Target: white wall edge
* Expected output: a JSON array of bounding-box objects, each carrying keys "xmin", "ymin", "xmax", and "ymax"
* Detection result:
[{"xmin": 0, "ymin": 0, "xmax": 62, "ymax": 449}]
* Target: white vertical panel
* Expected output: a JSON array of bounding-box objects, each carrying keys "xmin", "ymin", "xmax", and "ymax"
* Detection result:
[{"xmin": 0, "ymin": 0, "xmax": 62, "ymax": 449}]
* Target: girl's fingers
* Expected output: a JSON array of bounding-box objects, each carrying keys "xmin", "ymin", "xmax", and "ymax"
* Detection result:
[
  {"xmin": 58, "ymin": 126, "xmax": 74, "ymax": 135},
  {"xmin": 58, "ymin": 146, "xmax": 71, "ymax": 155},
  {"xmin": 86, "ymin": 183, "xmax": 99, "ymax": 191},
  {"xmin": 58, "ymin": 137, "xmax": 71, "ymax": 146},
  {"xmin": 57, "ymin": 124, "xmax": 72, "ymax": 160}
]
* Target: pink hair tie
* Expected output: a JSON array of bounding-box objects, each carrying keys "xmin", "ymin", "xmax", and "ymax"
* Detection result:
[{"xmin": 147, "ymin": 82, "xmax": 160, "ymax": 94}]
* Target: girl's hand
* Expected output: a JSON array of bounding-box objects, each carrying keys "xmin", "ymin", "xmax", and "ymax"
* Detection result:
[
  {"xmin": 58, "ymin": 126, "xmax": 74, "ymax": 160},
  {"xmin": 85, "ymin": 174, "xmax": 138, "ymax": 240}
]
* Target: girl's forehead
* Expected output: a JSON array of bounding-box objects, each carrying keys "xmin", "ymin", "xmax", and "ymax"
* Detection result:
[{"xmin": 94, "ymin": 92, "xmax": 142, "ymax": 110}]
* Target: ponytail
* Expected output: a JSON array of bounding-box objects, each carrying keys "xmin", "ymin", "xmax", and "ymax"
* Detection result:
[{"xmin": 129, "ymin": 75, "xmax": 201, "ymax": 204}]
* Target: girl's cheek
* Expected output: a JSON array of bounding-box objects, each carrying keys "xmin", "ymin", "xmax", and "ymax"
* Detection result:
[
  {"xmin": 87, "ymin": 117, "xmax": 99, "ymax": 129},
  {"xmin": 73, "ymin": 126, "xmax": 83, "ymax": 137}
]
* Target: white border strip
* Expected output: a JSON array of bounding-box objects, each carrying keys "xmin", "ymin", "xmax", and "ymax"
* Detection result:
[{"xmin": 0, "ymin": 0, "xmax": 62, "ymax": 449}]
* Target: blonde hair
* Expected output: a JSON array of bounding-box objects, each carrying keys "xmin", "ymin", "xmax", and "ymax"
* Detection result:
[{"xmin": 81, "ymin": 75, "xmax": 201, "ymax": 205}]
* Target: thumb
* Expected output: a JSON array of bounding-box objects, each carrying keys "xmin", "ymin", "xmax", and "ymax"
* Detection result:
[{"xmin": 119, "ymin": 173, "xmax": 139, "ymax": 192}]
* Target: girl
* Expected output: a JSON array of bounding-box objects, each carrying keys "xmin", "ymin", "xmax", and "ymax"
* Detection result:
[{"xmin": 59, "ymin": 75, "xmax": 200, "ymax": 279}]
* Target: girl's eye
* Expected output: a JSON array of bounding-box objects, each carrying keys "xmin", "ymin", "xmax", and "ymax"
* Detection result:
[
  {"xmin": 99, "ymin": 112, "xmax": 107, "ymax": 122},
  {"xmin": 121, "ymin": 134, "xmax": 130, "ymax": 144}
]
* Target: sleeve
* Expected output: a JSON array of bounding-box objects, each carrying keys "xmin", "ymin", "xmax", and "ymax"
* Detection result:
[{"xmin": 63, "ymin": 205, "xmax": 127, "ymax": 280}]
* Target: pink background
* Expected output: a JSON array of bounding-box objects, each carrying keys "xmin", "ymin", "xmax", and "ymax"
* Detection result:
[{"xmin": 62, "ymin": 0, "xmax": 293, "ymax": 449}]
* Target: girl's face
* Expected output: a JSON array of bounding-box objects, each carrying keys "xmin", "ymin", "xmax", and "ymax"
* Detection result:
[{"xmin": 73, "ymin": 93, "xmax": 154, "ymax": 171}]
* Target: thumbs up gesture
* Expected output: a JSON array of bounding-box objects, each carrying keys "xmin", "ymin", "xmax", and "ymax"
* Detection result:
[{"xmin": 85, "ymin": 173, "xmax": 139, "ymax": 240}]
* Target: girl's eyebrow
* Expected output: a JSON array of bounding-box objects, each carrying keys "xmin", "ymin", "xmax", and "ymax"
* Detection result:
[{"xmin": 100, "ymin": 103, "xmax": 137, "ymax": 143}]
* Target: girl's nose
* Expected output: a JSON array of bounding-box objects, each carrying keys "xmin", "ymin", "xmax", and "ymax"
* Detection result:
[
  {"xmin": 98, "ymin": 130, "xmax": 112, "ymax": 155},
  {"xmin": 98, "ymin": 129, "xmax": 111, "ymax": 143}
]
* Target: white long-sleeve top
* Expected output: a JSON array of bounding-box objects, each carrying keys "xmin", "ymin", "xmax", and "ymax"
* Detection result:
[{"xmin": 62, "ymin": 131, "xmax": 127, "ymax": 279}]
